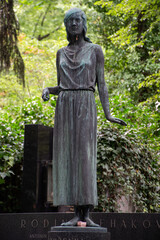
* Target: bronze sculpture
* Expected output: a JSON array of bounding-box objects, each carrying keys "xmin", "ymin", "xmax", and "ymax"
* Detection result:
[{"xmin": 42, "ymin": 8, "xmax": 126, "ymax": 227}]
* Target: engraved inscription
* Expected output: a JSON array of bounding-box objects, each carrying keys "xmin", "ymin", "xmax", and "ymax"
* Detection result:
[
  {"xmin": 143, "ymin": 220, "xmax": 151, "ymax": 229},
  {"xmin": 31, "ymin": 219, "xmax": 39, "ymax": 228},
  {"xmin": 54, "ymin": 218, "xmax": 57, "ymax": 226},
  {"xmin": 19, "ymin": 216, "xmax": 160, "ymax": 232},
  {"xmin": 110, "ymin": 219, "xmax": 116, "ymax": 228},
  {"xmin": 49, "ymin": 238, "xmax": 84, "ymax": 240},
  {"xmin": 20, "ymin": 218, "xmax": 51, "ymax": 229},
  {"xmin": 131, "ymin": 220, "xmax": 137, "ymax": 229},
  {"xmin": 21, "ymin": 219, "xmax": 26, "ymax": 228},
  {"xmin": 44, "ymin": 219, "xmax": 49, "ymax": 228},
  {"xmin": 121, "ymin": 220, "xmax": 127, "ymax": 228},
  {"xmin": 100, "ymin": 218, "xmax": 105, "ymax": 227},
  {"xmin": 30, "ymin": 234, "xmax": 47, "ymax": 239},
  {"xmin": 156, "ymin": 220, "xmax": 160, "ymax": 229}
]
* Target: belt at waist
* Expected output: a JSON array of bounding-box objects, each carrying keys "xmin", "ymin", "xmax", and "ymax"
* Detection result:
[{"xmin": 60, "ymin": 88, "xmax": 95, "ymax": 92}]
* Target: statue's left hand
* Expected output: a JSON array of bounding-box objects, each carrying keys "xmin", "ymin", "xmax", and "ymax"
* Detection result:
[{"xmin": 107, "ymin": 115, "xmax": 127, "ymax": 126}]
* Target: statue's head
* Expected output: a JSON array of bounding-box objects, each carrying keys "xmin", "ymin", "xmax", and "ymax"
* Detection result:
[{"xmin": 64, "ymin": 8, "xmax": 92, "ymax": 43}]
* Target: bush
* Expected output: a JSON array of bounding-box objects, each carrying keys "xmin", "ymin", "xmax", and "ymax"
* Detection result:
[
  {"xmin": 0, "ymin": 96, "xmax": 159, "ymax": 213},
  {"xmin": 97, "ymin": 126, "xmax": 160, "ymax": 212},
  {"xmin": 0, "ymin": 96, "xmax": 56, "ymax": 212},
  {"xmin": 0, "ymin": 111, "xmax": 24, "ymax": 212}
]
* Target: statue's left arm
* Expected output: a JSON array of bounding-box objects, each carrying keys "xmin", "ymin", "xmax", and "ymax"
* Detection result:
[{"xmin": 96, "ymin": 45, "xmax": 127, "ymax": 126}]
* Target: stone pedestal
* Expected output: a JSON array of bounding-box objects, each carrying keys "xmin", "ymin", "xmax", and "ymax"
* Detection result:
[{"xmin": 48, "ymin": 226, "xmax": 110, "ymax": 240}]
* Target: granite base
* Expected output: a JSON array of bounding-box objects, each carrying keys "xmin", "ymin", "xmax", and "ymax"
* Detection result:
[{"xmin": 48, "ymin": 226, "xmax": 110, "ymax": 240}]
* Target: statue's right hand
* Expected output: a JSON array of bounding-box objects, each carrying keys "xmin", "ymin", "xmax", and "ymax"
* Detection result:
[{"xmin": 42, "ymin": 88, "xmax": 50, "ymax": 101}]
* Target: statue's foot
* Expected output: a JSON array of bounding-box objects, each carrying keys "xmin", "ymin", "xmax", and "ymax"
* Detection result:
[
  {"xmin": 85, "ymin": 217, "xmax": 100, "ymax": 227},
  {"xmin": 61, "ymin": 216, "xmax": 80, "ymax": 226}
]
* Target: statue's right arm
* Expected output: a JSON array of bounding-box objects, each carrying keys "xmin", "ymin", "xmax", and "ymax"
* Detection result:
[{"xmin": 42, "ymin": 50, "xmax": 61, "ymax": 101}]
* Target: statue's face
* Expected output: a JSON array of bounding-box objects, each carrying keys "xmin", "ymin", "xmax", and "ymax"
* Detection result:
[{"xmin": 66, "ymin": 12, "xmax": 83, "ymax": 36}]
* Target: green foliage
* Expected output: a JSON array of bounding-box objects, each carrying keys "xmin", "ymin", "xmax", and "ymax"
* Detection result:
[
  {"xmin": 0, "ymin": 109, "xmax": 24, "ymax": 212},
  {"xmin": 96, "ymin": 92, "xmax": 160, "ymax": 158},
  {"xmin": 0, "ymin": 111, "xmax": 23, "ymax": 180},
  {"xmin": 20, "ymin": 96, "xmax": 56, "ymax": 126},
  {"xmin": 0, "ymin": 34, "xmax": 67, "ymax": 108},
  {"xmin": 85, "ymin": 0, "xmax": 160, "ymax": 158},
  {"xmin": 19, "ymin": 36, "xmax": 67, "ymax": 95},
  {"xmin": 97, "ymin": 126, "xmax": 160, "ymax": 212},
  {"xmin": 1, "ymin": 95, "xmax": 159, "ymax": 213},
  {"xmin": 0, "ymin": 96, "xmax": 56, "ymax": 212},
  {"xmin": 15, "ymin": 0, "xmax": 86, "ymax": 40},
  {"xmin": 0, "ymin": 0, "xmax": 160, "ymax": 213},
  {"xmin": 92, "ymin": 0, "xmax": 160, "ymax": 98},
  {"xmin": 16, "ymin": 0, "xmax": 64, "ymax": 39}
]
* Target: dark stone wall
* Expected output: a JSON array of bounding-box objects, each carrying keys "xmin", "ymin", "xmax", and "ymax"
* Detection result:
[{"xmin": 0, "ymin": 213, "xmax": 160, "ymax": 240}]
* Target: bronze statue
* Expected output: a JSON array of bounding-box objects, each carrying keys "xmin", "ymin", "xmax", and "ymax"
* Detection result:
[{"xmin": 42, "ymin": 8, "xmax": 126, "ymax": 227}]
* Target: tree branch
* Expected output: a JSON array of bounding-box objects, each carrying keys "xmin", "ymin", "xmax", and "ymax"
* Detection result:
[
  {"xmin": 37, "ymin": 26, "xmax": 61, "ymax": 41},
  {"xmin": 32, "ymin": 12, "xmax": 43, "ymax": 39},
  {"xmin": 41, "ymin": 3, "xmax": 51, "ymax": 27}
]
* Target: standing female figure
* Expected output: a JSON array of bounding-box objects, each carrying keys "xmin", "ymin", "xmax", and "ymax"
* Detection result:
[{"xmin": 42, "ymin": 8, "xmax": 126, "ymax": 227}]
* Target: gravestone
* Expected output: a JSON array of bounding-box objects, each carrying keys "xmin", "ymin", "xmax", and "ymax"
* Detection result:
[
  {"xmin": 19, "ymin": 124, "xmax": 160, "ymax": 240},
  {"xmin": 0, "ymin": 212, "xmax": 160, "ymax": 240},
  {"xmin": 22, "ymin": 124, "xmax": 54, "ymax": 212}
]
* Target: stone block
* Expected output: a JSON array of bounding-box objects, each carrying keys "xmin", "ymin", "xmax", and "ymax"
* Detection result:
[{"xmin": 48, "ymin": 226, "xmax": 110, "ymax": 240}]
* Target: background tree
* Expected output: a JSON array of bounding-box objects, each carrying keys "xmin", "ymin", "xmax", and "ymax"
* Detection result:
[
  {"xmin": 0, "ymin": 0, "xmax": 25, "ymax": 86},
  {"xmin": 85, "ymin": 0, "xmax": 160, "ymax": 100},
  {"xmin": 84, "ymin": 0, "xmax": 160, "ymax": 155}
]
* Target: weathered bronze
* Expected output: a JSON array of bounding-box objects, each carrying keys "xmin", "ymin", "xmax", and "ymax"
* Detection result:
[{"xmin": 42, "ymin": 7, "xmax": 126, "ymax": 227}]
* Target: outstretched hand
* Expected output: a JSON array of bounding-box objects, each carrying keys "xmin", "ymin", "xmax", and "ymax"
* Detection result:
[
  {"xmin": 107, "ymin": 115, "xmax": 127, "ymax": 126},
  {"xmin": 42, "ymin": 88, "xmax": 50, "ymax": 101}
]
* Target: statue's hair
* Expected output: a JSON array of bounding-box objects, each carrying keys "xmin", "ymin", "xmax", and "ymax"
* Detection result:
[{"xmin": 64, "ymin": 8, "xmax": 92, "ymax": 43}]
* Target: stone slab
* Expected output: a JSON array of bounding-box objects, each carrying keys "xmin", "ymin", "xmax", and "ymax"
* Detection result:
[
  {"xmin": 22, "ymin": 124, "xmax": 54, "ymax": 212},
  {"xmin": 48, "ymin": 226, "xmax": 110, "ymax": 240},
  {"xmin": 0, "ymin": 213, "xmax": 160, "ymax": 240}
]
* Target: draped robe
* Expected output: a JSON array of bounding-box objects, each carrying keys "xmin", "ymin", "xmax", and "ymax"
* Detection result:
[{"xmin": 53, "ymin": 43, "xmax": 98, "ymax": 206}]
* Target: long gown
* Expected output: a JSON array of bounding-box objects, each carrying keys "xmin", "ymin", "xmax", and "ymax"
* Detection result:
[{"xmin": 53, "ymin": 42, "xmax": 98, "ymax": 206}]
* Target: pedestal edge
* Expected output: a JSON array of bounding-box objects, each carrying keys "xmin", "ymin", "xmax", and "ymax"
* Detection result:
[{"xmin": 50, "ymin": 226, "xmax": 108, "ymax": 233}]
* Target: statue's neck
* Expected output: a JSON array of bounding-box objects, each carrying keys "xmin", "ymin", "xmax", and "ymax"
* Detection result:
[{"xmin": 68, "ymin": 35, "xmax": 86, "ymax": 50}]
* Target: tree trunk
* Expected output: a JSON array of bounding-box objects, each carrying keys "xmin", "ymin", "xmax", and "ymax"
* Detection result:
[{"xmin": 0, "ymin": 0, "xmax": 25, "ymax": 87}]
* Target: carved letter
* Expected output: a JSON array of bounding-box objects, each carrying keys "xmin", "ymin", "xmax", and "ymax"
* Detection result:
[
  {"xmin": 100, "ymin": 218, "xmax": 105, "ymax": 227},
  {"xmin": 21, "ymin": 219, "xmax": 26, "ymax": 228},
  {"xmin": 61, "ymin": 219, "xmax": 65, "ymax": 223},
  {"xmin": 30, "ymin": 234, "xmax": 34, "ymax": 238},
  {"xmin": 31, "ymin": 219, "xmax": 38, "ymax": 228},
  {"xmin": 54, "ymin": 218, "xmax": 57, "ymax": 226},
  {"xmin": 44, "ymin": 219, "xmax": 49, "ymax": 228},
  {"xmin": 143, "ymin": 220, "xmax": 151, "ymax": 229},
  {"xmin": 110, "ymin": 219, "xmax": 116, "ymax": 228},
  {"xmin": 131, "ymin": 220, "xmax": 137, "ymax": 229},
  {"xmin": 121, "ymin": 220, "xmax": 127, "ymax": 228},
  {"xmin": 156, "ymin": 220, "xmax": 160, "ymax": 229}
]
